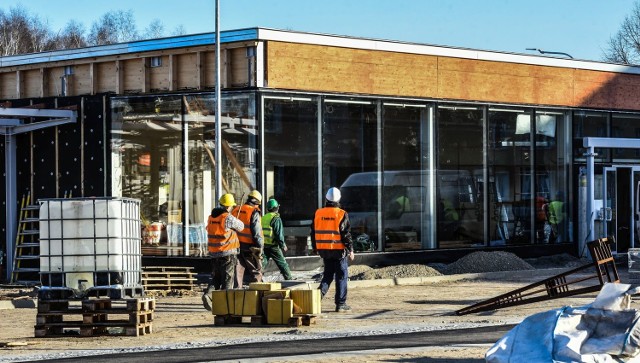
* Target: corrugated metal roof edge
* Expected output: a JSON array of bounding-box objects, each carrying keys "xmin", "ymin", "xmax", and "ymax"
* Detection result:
[
  {"xmin": 0, "ymin": 28, "xmax": 259, "ymax": 68},
  {"xmin": 0, "ymin": 26, "xmax": 639, "ymax": 76}
]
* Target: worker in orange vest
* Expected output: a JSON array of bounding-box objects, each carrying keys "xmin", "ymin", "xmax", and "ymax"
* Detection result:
[
  {"xmin": 202, "ymin": 193, "xmax": 245, "ymax": 311},
  {"xmin": 311, "ymin": 187, "xmax": 355, "ymax": 313},
  {"xmin": 232, "ymin": 190, "xmax": 264, "ymax": 287}
]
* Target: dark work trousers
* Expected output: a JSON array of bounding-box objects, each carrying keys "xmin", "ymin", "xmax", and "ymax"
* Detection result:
[
  {"xmin": 319, "ymin": 256, "xmax": 349, "ymax": 306},
  {"xmin": 205, "ymin": 254, "xmax": 237, "ymax": 294},
  {"xmin": 235, "ymin": 249, "xmax": 263, "ymax": 288},
  {"xmin": 262, "ymin": 244, "xmax": 293, "ymax": 280}
]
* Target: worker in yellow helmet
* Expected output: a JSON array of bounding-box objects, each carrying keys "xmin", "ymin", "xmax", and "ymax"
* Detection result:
[
  {"xmin": 202, "ymin": 193, "xmax": 244, "ymax": 311},
  {"xmin": 231, "ymin": 190, "xmax": 264, "ymax": 287}
]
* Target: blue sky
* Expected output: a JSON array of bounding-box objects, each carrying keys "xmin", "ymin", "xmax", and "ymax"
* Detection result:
[{"xmin": 6, "ymin": 0, "xmax": 638, "ymax": 62}]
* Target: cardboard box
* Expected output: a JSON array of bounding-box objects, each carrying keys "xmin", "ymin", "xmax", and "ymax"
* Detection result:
[
  {"xmin": 211, "ymin": 290, "xmax": 234, "ymax": 316},
  {"xmin": 291, "ymin": 289, "xmax": 322, "ymax": 314},
  {"xmin": 249, "ymin": 282, "xmax": 282, "ymax": 291},
  {"xmin": 267, "ymin": 298, "xmax": 293, "ymax": 325},
  {"xmin": 234, "ymin": 290, "xmax": 261, "ymax": 316}
]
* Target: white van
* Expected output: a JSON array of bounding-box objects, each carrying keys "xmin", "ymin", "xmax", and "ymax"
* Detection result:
[{"xmin": 339, "ymin": 170, "xmax": 482, "ymax": 249}]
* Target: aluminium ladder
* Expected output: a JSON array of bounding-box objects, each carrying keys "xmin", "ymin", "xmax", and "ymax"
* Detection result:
[{"xmin": 10, "ymin": 192, "xmax": 41, "ymax": 285}]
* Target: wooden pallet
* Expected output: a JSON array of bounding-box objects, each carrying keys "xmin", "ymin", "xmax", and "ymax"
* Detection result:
[
  {"xmin": 34, "ymin": 297, "xmax": 155, "ymax": 337},
  {"xmin": 142, "ymin": 266, "xmax": 197, "ymax": 291},
  {"xmin": 213, "ymin": 314, "xmax": 317, "ymax": 327}
]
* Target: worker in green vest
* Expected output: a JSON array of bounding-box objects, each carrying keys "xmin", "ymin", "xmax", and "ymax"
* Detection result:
[
  {"xmin": 261, "ymin": 198, "xmax": 293, "ymax": 280},
  {"xmin": 547, "ymin": 191, "xmax": 565, "ymax": 243}
]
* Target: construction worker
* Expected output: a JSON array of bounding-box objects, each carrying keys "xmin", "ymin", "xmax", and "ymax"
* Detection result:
[
  {"xmin": 311, "ymin": 187, "xmax": 355, "ymax": 313},
  {"xmin": 232, "ymin": 190, "xmax": 264, "ymax": 287},
  {"xmin": 261, "ymin": 198, "xmax": 294, "ymax": 280},
  {"xmin": 202, "ymin": 193, "xmax": 245, "ymax": 311},
  {"xmin": 547, "ymin": 191, "xmax": 565, "ymax": 242}
]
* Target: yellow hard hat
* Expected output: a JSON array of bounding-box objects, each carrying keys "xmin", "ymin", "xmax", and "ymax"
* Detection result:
[
  {"xmin": 219, "ymin": 193, "xmax": 236, "ymax": 207},
  {"xmin": 248, "ymin": 190, "xmax": 262, "ymax": 204}
]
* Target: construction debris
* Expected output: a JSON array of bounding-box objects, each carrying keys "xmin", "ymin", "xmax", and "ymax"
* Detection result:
[{"xmin": 486, "ymin": 283, "xmax": 640, "ymax": 362}]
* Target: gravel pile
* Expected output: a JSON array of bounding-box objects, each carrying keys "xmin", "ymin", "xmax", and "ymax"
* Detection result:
[
  {"xmin": 348, "ymin": 265, "xmax": 374, "ymax": 276},
  {"xmin": 525, "ymin": 253, "xmax": 587, "ymax": 269},
  {"xmin": 442, "ymin": 251, "xmax": 534, "ymax": 275},
  {"xmin": 350, "ymin": 264, "xmax": 441, "ymax": 280}
]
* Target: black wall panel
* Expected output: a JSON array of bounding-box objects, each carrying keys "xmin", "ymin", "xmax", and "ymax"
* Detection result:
[
  {"xmin": 56, "ymin": 96, "xmax": 83, "ymax": 197},
  {"xmin": 31, "ymin": 98, "xmax": 57, "ymax": 200},
  {"xmin": 83, "ymin": 96, "xmax": 106, "ymax": 197}
]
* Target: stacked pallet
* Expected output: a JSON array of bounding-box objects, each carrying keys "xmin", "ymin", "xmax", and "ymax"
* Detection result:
[
  {"xmin": 142, "ymin": 266, "xmax": 197, "ymax": 291},
  {"xmin": 34, "ymin": 297, "xmax": 155, "ymax": 337},
  {"xmin": 210, "ymin": 282, "xmax": 320, "ymax": 327}
]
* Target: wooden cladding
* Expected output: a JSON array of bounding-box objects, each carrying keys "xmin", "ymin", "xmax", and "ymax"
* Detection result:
[
  {"xmin": 266, "ymin": 41, "xmax": 640, "ymax": 111},
  {"xmin": 0, "ymin": 43, "xmax": 255, "ymax": 99},
  {"xmin": 3, "ymin": 37, "xmax": 640, "ymax": 111}
]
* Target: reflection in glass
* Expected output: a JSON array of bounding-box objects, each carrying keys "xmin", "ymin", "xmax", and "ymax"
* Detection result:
[
  {"xmin": 263, "ymin": 96, "xmax": 318, "ymax": 256},
  {"xmin": 573, "ymin": 111, "xmax": 608, "ymax": 162},
  {"xmin": 111, "ymin": 95, "xmax": 183, "ymax": 255},
  {"xmin": 612, "ymin": 114, "xmax": 640, "ymax": 161},
  {"xmin": 323, "ymin": 100, "xmax": 378, "ymax": 250},
  {"xmin": 381, "ymin": 104, "xmax": 433, "ymax": 250},
  {"xmin": 436, "ymin": 106, "xmax": 484, "ymax": 246}
]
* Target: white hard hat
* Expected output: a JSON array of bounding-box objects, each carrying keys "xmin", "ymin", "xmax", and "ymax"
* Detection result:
[{"xmin": 326, "ymin": 187, "xmax": 341, "ymax": 202}]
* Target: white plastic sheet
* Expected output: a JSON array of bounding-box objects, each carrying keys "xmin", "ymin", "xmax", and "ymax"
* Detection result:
[{"xmin": 486, "ymin": 283, "xmax": 640, "ymax": 363}]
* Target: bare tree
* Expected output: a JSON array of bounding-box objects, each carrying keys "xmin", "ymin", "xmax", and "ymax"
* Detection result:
[
  {"xmin": 171, "ymin": 25, "xmax": 187, "ymax": 37},
  {"xmin": 54, "ymin": 20, "xmax": 87, "ymax": 49},
  {"xmin": 87, "ymin": 9, "xmax": 139, "ymax": 45},
  {"xmin": 604, "ymin": 1, "xmax": 640, "ymax": 64},
  {"xmin": 0, "ymin": 6, "xmax": 186, "ymax": 54},
  {"xmin": 0, "ymin": 6, "xmax": 56, "ymax": 56},
  {"xmin": 143, "ymin": 19, "xmax": 165, "ymax": 39}
]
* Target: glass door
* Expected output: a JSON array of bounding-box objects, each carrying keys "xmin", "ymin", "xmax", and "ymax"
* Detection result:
[{"xmin": 602, "ymin": 166, "xmax": 640, "ymax": 252}]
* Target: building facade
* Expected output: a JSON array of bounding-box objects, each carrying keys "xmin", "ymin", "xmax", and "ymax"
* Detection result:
[{"xmin": 1, "ymin": 28, "xmax": 640, "ymax": 270}]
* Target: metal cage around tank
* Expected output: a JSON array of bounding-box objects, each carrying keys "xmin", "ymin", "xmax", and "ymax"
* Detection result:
[{"xmin": 38, "ymin": 197, "xmax": 144, "ymax": 299}]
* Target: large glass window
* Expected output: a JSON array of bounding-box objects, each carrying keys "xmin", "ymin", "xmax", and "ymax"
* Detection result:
[
  {"xmin": 182, "ymin": 93, "xmax": 258, "ymax": 255},
  {"xmin": 381, "ymin": 103, "xmax": 434, "ymax": 250},
  {"xmin": 323, "ymin": 99, "xmax": 379, "ymax": 250},
  {"xmin": 111, "ymin": 93, "xmax": 257, "ymax": 257},
  {"xmin": 488, "ymin": 108, "xmax": 531, "ymax": 245},
  {"xmin": 573, "ymin": 111, "xmax": 608, "ymax": 162},
  {"xmin": 612, "ymin": 114, "xmax": 640, "ymax": 162},
  {"xmin": 436, "ymin": 105, "xmax": 484, "ymax": 247},
  {"xmin": 488, "ymin": 108, "xmax": 570, "ymax": 245},
  {"xmin": 263, "ymin": 95, "xmax": 318, "ymax": 255},
  {"xmin": 111, "ymin": 95, "xmax": 183, "ymax": 255},
  {"xmin": 534, "ymin": 109, "xmax": 569, "ymax": 244}
]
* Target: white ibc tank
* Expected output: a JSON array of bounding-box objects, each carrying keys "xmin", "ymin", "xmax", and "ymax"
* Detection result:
[{"xmin": 39, "ymin": 197, "xmax": 141, "ymax": 291}]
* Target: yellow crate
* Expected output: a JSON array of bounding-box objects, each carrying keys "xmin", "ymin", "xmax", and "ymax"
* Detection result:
[
  {"xmin": 211, "ymin": 290, "xmax": 234, "ymax": 316},
  {"xmin": 234, "ymin": 290, "xmax": 261, "ymax": 316},
  {"xmin": 291, "ymin": 289, "xmax": 322, "ymax": 314},
  {"xmin": 267, "ymin": 298, "xmax": 293, "ymax": 325},
  {"xmin": 249, "ymin": 282, "xmax": 282, "ymax": 291}
]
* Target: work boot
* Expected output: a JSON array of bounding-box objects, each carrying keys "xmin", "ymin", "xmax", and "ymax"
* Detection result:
[
  {"xmin": 202, "ymin": 292, "xmax": 212, "ymax": 311},
  {"xmin": 335, "ymin": 304, "xmax": 352, "ymax": 313}
]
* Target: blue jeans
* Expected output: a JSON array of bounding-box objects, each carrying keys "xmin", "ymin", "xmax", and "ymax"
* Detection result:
[{"xmin": 319, "ymin": 257, "xmax": 348, "ymax": 306}]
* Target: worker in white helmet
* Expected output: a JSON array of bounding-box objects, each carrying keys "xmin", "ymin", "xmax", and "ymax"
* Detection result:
[{"xmin": 310, "ymin": 187, "xmax": 355, "ymax": 313}]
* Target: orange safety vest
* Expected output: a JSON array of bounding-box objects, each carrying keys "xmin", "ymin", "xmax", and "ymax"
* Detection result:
[
  {"xmin": 207, "ymin": 213, "xmax": 240, "ymax": 254},
  {"xmin": 231, "ymin": 204, "xmax": 262, "ymax": 245},
  {"xmin": 313, "ymin": 207, "xmax": 346, "ymax": 250}
]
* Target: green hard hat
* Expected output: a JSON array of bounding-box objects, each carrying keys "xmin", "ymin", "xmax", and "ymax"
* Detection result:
[{"xmin": 267, "ymin": 198, "xmax": 279, "ymax": 210}]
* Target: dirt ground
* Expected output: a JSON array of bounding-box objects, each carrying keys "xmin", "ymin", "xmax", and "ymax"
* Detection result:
[{"xmin": 0, "ymin": 265, "xmax": 615, "ymax": 363}]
